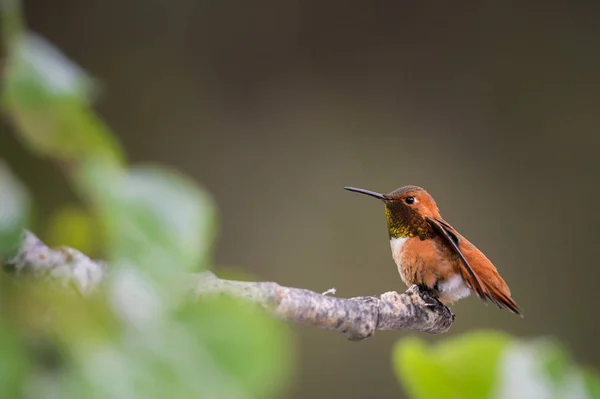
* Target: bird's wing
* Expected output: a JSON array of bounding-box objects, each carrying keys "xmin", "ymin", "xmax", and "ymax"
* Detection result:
[{"xmin": 426, "ymin": 216, "xmax": 522, "ymax": 316}]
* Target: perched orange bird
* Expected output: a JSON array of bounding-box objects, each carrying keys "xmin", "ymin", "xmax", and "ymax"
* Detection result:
[{"xmin": 345, "ymin": 185, "xmax": 522, "ymax": 316}]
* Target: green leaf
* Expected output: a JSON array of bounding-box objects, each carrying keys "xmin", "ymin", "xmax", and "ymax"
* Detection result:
[
  {"xmin": 177, "ymin": 295, "xmax": 295, "ymax": 399},
  {"xmin": 44, "ymin": 204, "xmax": 100, "ymax": 257},
  {"xmin": 5, "ymin": 33, "xmax": 95, "ymax": 105},
  {"xmin": 2, "ymin": 33, "xmax": 124, "ymax": 164},
  {"xmin": 392, "ymin": 331, "xmax": 513, "ymax": 399},
  {"xmin": 540, "ymin": 339, "xmax": 572, "ymax": 385},
  {"xmin": 494, "ymin": 340, "xmax": 557, "ymax": 399},
  {"xmin": 0, "ymin": 160, "xmax": 30, "ymax": 259},
  {"xmin": 61, "ymin": 327, "xmax": 248, "ymax": 399},
  {"xmin": 48, "ymin": 283, "xmax": 293, "ymax": 399},
  {"xmin": 496, "ymin": 338, "xmax": 596, "ymax": 399},
  {"xmin": 582, "ymin": 368, "xmax": 600, "ymax": 399},
  {"xmin": 78, "ymin": 161, "xmax": 218, "ymax": 277},
  {"xmin": 0, "ymin": 325, "xmax": 31, "ymax": 399}
]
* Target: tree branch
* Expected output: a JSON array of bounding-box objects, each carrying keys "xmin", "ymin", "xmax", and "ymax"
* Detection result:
[{"xmin": 3, "ymin": 231, "xmax": 455, "ymax": 340}]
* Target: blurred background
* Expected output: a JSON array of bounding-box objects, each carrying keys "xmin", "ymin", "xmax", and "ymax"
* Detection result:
[{"xmin": 1, "ymin": 1, "xmax": 599, "ymax": 398}]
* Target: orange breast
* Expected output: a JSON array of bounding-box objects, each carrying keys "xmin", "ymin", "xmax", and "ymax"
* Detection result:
[{"xmin": 390, "ymin": 236, "xmax": 457, "ymax": 289}]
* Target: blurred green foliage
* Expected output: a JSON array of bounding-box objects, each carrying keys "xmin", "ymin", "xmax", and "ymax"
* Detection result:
[
  {"xmin": 0, "ymin": 159, "xmax": 30, "ymax": 258},
  {"xmin": 393, "ymin": 330, "xmax": 600, "ymax": 399},
  {"xmin": 394, "ymin": 331, "xmax": 512, "ymax": 399},
  {"xmin": 44, "ymin": 204, "xmax": 98, "ymax": 256},
  {"xmin": 0, "ymin": 2, "xmax": 294, "ymax": 398}
]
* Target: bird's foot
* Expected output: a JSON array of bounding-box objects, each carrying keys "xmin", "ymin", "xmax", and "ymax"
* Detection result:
[{"xmin": 415, "ymin": 285, "xmax": 444, "ymax": 308}]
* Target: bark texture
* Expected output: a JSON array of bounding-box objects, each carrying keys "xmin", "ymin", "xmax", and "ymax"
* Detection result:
[{"xmin": 3, "ymin": 231, "xmax": 455, "ymax": 340}]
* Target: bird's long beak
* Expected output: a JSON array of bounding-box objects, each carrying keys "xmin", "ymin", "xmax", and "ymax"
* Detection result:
[{"xmin": 344, "ymin": 186, "xmax": 388, "ymax": 200}]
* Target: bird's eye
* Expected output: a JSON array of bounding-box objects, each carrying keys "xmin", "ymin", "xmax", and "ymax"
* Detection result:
[{"xmin": 405, "ymin": 196, "xmax": 415, "ymax": 204}]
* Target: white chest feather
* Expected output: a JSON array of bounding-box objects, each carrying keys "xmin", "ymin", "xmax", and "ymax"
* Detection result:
[
  {"xmin": 390, "ymin": 236, "xmax": 409, "ymax": 280},
  {"xmin": 437, "ymin": 274, "xmax": 471, "ymax": 301},
  {"xmin": 389, "ymin": 236, "xmax": 409, "ymax": 261}
]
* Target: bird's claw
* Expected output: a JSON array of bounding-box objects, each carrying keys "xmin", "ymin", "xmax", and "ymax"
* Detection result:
[{"xmin": 416, "ymin": 287, "xmax": 441, "ymax": 307}]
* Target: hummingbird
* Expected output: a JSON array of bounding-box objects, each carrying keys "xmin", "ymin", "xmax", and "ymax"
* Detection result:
[{"xmin": 344, "ymin": 185, "xmax": 522, "ymax": 316}]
